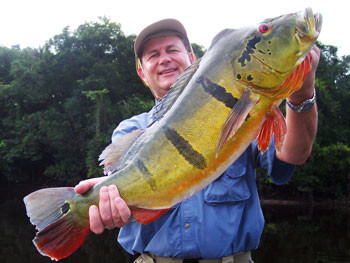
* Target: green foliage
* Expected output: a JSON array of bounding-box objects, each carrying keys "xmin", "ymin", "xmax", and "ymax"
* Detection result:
[
  {"xmin": 294, "ymin": 142, "xmax": 350, "ymax": 200},
  {"xmin": 0, "ymin": 19, "xmax": 348, "ymax": 203},
  {"xmin": 0, "ymin": 18, "xmax": 153, "ymax": 185},
  {"xmin": 191, "ymin": 43, "xmax": 206, "ymax": 59}
]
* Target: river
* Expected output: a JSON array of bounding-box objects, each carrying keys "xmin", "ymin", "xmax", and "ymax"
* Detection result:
[{"xmin": 1, "ymin": 187, "xmax": 349, "ymax": 263}]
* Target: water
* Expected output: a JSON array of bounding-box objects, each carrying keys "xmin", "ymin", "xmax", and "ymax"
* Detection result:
[
  {"xmin": 1, "ymin": 187, "xmax": 349, "ymax": 263},
  {"xmin": 253, "ymin": 204, "xmax": 350, "ymax": 262}
]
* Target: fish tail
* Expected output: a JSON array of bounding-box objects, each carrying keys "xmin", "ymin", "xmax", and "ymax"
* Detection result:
[{"xmin": 24, "ymin": 187, "xmax": 90, "ymax": 260}]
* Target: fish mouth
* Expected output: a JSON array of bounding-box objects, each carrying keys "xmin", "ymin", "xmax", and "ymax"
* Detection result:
[{"xmin": 295, "ymin": 7, "xmax": 322, "ymax": 43}]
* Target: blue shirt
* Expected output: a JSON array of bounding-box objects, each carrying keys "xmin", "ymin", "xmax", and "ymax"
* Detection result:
[{"xmin": 112, "ymin": 102, "xmax": 295, "ymax": 258}]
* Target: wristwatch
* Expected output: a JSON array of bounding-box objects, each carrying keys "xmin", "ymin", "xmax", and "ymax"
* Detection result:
[{"xmin": 286, "ymin": 88, "xmax": 316, "ymax": 113}]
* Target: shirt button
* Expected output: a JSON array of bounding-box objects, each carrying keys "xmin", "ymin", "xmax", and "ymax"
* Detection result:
[{"xmin": 185, "ymin": 224, "xmax": 190, "ymax": 228}]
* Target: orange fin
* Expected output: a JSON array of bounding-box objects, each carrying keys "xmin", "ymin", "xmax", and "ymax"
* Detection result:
[
  {"xmin": 217, "ymin": 88, "xmax": 258, "ymax": 156},
  {"xmin": 24, "ymin": 187, "xmax": 90, "ymax": 260},
  {"xmin": 34, "ymin": 216, "xmax": 90, "ymax": 260},
  {"xmin": 256, "ymin": 105, "xmax": 287, "ymax": 153},
  {"xmin": 276, "ymin": 53, "xmax": 312, "ymax": 99},
  {"xmin": 131, "ymin": 207, "xmax": 170, "ymax": 224}
]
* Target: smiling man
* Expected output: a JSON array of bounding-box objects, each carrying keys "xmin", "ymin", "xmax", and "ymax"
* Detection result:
[
  {"xmin": 75, "ymin": 18, "xmax": 319, "ymax": 263},
  {"xmin": 137, "ymin": 35, "xmax": 195, "ymax": 99}
]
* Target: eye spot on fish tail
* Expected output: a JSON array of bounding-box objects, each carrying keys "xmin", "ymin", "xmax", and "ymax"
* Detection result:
[
  {"xmin": 60, "ymin": 202, "xmax": 70, "ymax": 214},
  {"xmin": 196, "ymin": 76, "xmax": 237, "ymax": 109},
  {"xmin": 237, "ymin": 74, "xmax": 242, "ymax": 80},
  {"xmin": 247, "ymin": 75, "xmax": 254, "ymax": 81},
  {"xmin": 237, "ymin": 36, "xmax": 261, "ymax": 67},
  {"xmin": 136, "ymin": 159, "xmax": 157, "ymax": 191},
  {"xmin": 164, "ymin": 127, "xmax": 207, "ymax": 170}
]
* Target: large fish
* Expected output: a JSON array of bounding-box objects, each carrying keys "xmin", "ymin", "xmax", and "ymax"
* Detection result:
[{"xmin": 24, "ymin": 8, "xmax": 322, "ymax": 260}]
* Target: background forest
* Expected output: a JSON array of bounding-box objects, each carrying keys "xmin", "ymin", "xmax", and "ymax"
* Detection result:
[{"xmin": 0, "ymin": 18, "xmax": 349, "ymax": 203}]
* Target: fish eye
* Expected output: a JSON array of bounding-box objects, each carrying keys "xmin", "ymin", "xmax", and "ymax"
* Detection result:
[{"xmin": 258, "ymin": 24, "xmax": 270, "ymax": 34}]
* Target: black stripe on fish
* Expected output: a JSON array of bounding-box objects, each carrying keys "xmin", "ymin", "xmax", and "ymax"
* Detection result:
[
  {"xmin": 196, "ymin": 76, "xmax": 238, "ymax": 109},
  {"xmin": 136, "ymin": 159, "xmax": 157, "ymax": 191},
  {"xmin": 237, "ymin": 36, "xmax": 261, "ymax": 67},
  {"xmin": 164, "ymin": 127, "xmax": 207, "ymax": 170}
]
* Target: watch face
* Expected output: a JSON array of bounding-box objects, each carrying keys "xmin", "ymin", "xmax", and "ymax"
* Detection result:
[
  {"xmin": 299, "ymin": 101, "xmax": 314, "ymax": 112},
  {"xmin": 287, "ymin": 89, "xmax": 316, "ymax": 113}
]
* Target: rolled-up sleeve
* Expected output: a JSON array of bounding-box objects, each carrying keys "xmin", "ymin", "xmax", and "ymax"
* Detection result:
[{"xmin": 252, "ymin": 138, "xmax": 296, "ymax": 185}]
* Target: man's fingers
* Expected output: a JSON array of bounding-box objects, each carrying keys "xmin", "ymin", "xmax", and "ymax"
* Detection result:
[
  {"xmin": 89, "ymin": 205, "xmax": 104, "ymax": 234},
  {"xmin": 74, "ymin": 177, "xmax": 104, "ymax": 194},
  {"xmin": 108, "ymin": 185, "xmax": 122, "ymax": 226},
  {"xmin": 99, "ymin": 186, "xmax": 114, "ymax": 229},
  {"xmin": 108, "ymin": 185, "xmax": 131, "ymax": 227},
  {"xmin": 114, "ymin": 197, "xmax": 131, "ymax": 225},
  {"xmin": 87, "ymin": 184, "xmax": 131, "ymax": 234}
]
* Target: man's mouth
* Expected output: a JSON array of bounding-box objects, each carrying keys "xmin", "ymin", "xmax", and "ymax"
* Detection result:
[{"xmin": 159, "ymin": 68, "xmax": 177, "ymax": 75}]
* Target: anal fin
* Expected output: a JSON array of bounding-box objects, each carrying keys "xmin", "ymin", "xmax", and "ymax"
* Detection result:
[{"xmin": 130, "ymin": 207, "xmax": 170, "ymax": 224}]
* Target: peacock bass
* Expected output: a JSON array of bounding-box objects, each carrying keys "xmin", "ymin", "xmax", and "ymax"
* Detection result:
[{"xmin": 24, "ymin": 8, "xmax": 322, "ymax": 260}]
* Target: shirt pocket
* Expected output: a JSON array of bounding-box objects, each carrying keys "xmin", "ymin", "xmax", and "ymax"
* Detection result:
[{"xmin": 204, "ymin": 153, "xmax": 251, "ymax": 204}]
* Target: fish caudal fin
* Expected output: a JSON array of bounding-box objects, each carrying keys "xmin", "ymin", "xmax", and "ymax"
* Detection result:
[
  {"xmin": 131, "ymin": 207, "xmax": 170, "ymax": 224},
  {"xmin": 24, "ymin": 187, "xmax": 90, "ymax": 260},
  {"xmin": 256, "ymin": 105, "xmax": 287, "ymax": 153},
  {"xmin": 33, "ymin": 214, "xmax": 90, "ymax": 261}
]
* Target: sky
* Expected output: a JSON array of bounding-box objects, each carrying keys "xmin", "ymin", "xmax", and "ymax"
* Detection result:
[{"xmin": 1, "ymin": 0, "xmax": 348, "ymax": 56}]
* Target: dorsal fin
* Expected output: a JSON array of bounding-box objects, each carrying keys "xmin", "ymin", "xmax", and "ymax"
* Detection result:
[
  {"xmin": 98, "ymin": 129, "xmax": 144, "ymax": 174},
  {"xmin": 152, "ymin": 58, "xmax": 201, "ymax": 121}
]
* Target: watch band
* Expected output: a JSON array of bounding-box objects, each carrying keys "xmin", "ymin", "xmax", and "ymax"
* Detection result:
[{"xmin": 286, "ymin": 88, "xmax": 316, "ymax": 113}]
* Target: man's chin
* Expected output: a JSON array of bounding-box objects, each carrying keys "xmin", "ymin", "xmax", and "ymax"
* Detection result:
[{"xmin": 159, "ymin": 79, "xmax": 177, "ymax": 90}]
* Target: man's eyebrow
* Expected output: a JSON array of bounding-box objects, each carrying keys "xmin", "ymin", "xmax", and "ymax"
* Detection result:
[
  {"xmin": 166, "ymin": 44, "xmax": 180, "ymax": 49},
  {"xmin": 143, "ymin": 49, "xmax": 158, "ymax": 59},
  {"xmin": 143, "ymin": 43, "xmax": 182, "ymax": 59}
]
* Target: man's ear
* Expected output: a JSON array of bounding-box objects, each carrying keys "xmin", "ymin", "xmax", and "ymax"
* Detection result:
[
  {"xmin": 137, "ymin": 65, "xmax": 145, "ymax": 79},
  {"xmin": 189, "ymin": 52, "xmax": 196, "ymax": 64},
  {"xmin": 137, "ymin": 63, "xmax": 149, "ymax": 87}
]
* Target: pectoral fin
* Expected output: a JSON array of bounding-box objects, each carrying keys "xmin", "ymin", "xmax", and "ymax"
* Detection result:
[
  {"xmin": 217, "ymin": 89, "xmax": 258, "ymax": 156},
  {"xmin": 255, "ymin": 105, "xmax": 287, "ymax": 153}
]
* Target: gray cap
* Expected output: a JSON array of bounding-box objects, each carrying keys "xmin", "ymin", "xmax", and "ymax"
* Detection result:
[{"xmin": 134, "ymin": 18, "xmax": 190, "ymax": 61}]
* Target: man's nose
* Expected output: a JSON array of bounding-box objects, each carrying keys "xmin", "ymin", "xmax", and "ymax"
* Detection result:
[{"xmin": 159, "ymin": 51, "xmax": 171, "ymax": 64}]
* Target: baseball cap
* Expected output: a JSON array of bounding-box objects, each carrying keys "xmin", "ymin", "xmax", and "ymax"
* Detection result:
[{"xmin": 134, "ymin": 18, "xmax": 191, "ymax": 62}]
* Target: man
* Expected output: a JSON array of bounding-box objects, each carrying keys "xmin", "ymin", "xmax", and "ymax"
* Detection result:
[{"xmin": 75, "ymin": 19, "xmax": 319, "ymax": 262}]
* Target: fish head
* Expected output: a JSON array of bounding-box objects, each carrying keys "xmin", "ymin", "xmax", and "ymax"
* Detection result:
[{"xmin": 232, "ymin": 7, "xmax": 322, "ymax": 89}]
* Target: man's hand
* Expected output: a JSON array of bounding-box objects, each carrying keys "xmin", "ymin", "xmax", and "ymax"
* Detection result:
[
  {"xmin": 277, "ymin": 45, "xmax": 320, "ymax": 164},
  {"xmin": 287, "ymin": 45, "xmax": 320, "ymax": 105},
  {"xmin": 75, "ymin": 178, "xmax": 131, "ymax": 234}
]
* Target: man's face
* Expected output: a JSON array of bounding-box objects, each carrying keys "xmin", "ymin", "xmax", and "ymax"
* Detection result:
[{"xmin": 138, "ymin": 35, "xmax": 194, "ymax": 100}]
